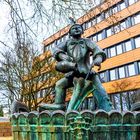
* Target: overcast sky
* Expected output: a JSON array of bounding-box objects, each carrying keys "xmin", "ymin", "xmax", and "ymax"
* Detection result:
[{"xmin": 0, "ymin": 3, "xmax": 10, "ymax": 48}]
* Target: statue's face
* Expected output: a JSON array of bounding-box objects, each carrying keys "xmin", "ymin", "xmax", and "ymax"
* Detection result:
[{"xmin": 70, "ymin": 25, "xmax": 83, "ymax": 36}]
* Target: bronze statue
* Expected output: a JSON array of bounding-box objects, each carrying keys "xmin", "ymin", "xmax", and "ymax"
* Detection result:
[{"xmin": 40, "ymin": 23, "xmax": 112, "ymax": 112}]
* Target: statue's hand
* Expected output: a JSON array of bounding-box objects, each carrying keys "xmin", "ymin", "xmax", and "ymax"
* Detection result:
[
  {"xmin": 59, "ymin": 53, "xmax": 73, "ymax": 62},
  {"xmin": 56, "ymin": 61, "xmax": 76, "ymax": 73},
  {"xmin": 65, "ymin": 56, "xmax": 73, "ymax": 62},
  {"xmin": 93, "ymin": 55, "xmax": 103, "ymax": 66}
]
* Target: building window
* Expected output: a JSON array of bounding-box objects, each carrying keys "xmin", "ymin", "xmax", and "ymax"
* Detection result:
[
  {"xmin": 106, "ymin": 28, "xmax": 112, "ymax": 37},
  {"xmin": 81, "ymin": 99, "xmax": 88, "ymax": 110},
  {"xmin": 119, "ymin": 1, "xmax": 126, "ymax": 10},
  {"xmin": 127, "ymin": 63, "xmax": 136, "ymax": 76},
  {"xmin": 113, "ymin": 25, "xmax": 120, "ymax": 34},
  {"xmin": 52, "ymin": 42, "xmax": 55, "ymax": 49},
  {"xmin": 93, "ymin": 35, "xmax": 97, "ymax": 42},
  {"xmin": 133, "ymin": 13, "xmax": 140, "ymax": 25},
  {"xmin": 37, "ymin": 91, "xmax": 41, "ymax": 98},
  {"xmin": 99, "ymin": 72, "xmax": 107, "ymax": 82},
  {"xmin": 120, "ymin": 20, "xmax": 126, "ymax": 31},
  {"xmin": 105, "ymin": 10, "xmax": 110, "ymax": 19},
  {"xmin": 85, "ymin": 22, "xmax": 88, "ymax": 29},
  {"xmin": 135, "ymin": 36, "xmax": 140, "ymax": 48},
  {"xmin": 43, "ymin": 89, "xmax": 47, "ymax": 97},
  {"xmin": 124, "ymin": 40, "xmax": 132, "ymax": 51},
  {"xmin": 130, "ymin": 90, "xmax": 140, "ymax": 104},
  {"xmin": 82, "ymin": 23, "xmax": 86, "ymax": 30},
  {"xmin": 85, "ymin": 21, "xmax": 91, "ymax": 29},
  {"xmin": 91, "ymin": 18, "xmax": 96, "ymax": 26},
  {"xmin": 116, "ymin": 44, "xmax": 123, "ymax": 55},
  {"xmin": 113, "ymin": 94, "xmax": 121, "ymax": 110},
  {"xmin": 111, "ymin": 5, "xmax": 118, "ymax": 14},
  {"xmin": 91, "ymin": 35, "xmax": 97, "ymax": 42},
  {"xmin": 138, "ymin": 62, "xmax": 140, "ymax": 73},
  {"xmin": 129, "ymin": 0, "xmax": 137, "ymax": 5},
  {"xmin": 110, "ymin": 69, "xmax": 117, "ymax": 81},
  {"xmin": 88, "ymin": 21, "xmax": 92, "ymax": 28},
  {"xmin": 118, "ymin": 66, "xmax": 125, "ymax": 78},
  {"xmin": 40, "ymin": 90, "xmax": 43, "ymax": 98},
  {"xmin": 87, "ymin": 97, "xmax": 96, "ymax": 110},
  {"xmin": 122, "ymin": 92, "xmax": 130, "ymax": 110},
  {"xmin": 96, "ymin": 14, "xmax": 102, "ymax": 23},
  {"xmin": 109, "ymin": 46, "xmax": 116, "ymax": 57},
  {"xmin": 97, "ymin": 32, "xmax": 102, "ymax": 41}
]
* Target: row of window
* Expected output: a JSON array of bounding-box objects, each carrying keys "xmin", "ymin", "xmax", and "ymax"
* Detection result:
[
  {"xmin": 99, "ymin": 61, "xmax": 140, "ymax": 82},
  {"xmin": 44, "ymin": 34, "xmax": 69, "ymax": 52},
  {"xmin": 110, "ymin": 89, "xmax": 140, "ymax": 111},
  {"xmin": 65, "ymin": 89, "xmax": 140, "ymax": 111},
  {"xmin": 83, "ymin": 0, "xmax": 123, "ymax": 30},
  {"xmin": 104, "ymin": 35, "xmax": 140, "ymax": 58},
  {"xmin": 89, "ymin": 12, "xmax": 140, "ymax": 42},
  {"xmin": 82, "ymin": 0, "xmax": 138, "ymax": 30}
]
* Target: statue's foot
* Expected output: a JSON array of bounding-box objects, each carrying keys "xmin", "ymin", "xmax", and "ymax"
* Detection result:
[
  {"xmin": 98, "ymin": 96, "xmax": 113, "ymax": 112},
  {"xmin": 38, "ymin": 103, "xmax": 65, "ymax": 112}
]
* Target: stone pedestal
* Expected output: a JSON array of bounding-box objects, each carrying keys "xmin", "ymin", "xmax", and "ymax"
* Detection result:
[{"xmin": 11, "ymin": 110, "xmax": 140, "ymax": 140}]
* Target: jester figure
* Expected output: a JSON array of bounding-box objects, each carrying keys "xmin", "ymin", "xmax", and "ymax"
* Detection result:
[{"xmin": 40, "ymin": 23, "xmax": 112, "ymax": 112}]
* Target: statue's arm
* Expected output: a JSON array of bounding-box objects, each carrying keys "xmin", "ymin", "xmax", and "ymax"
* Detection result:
[
  {"xmin": 86, "ymin": 39, "xmax": 106, "ymax": 65},
  {"xmin": 52, "ymin": 41, "xmax": 72, "ymax": 62}
]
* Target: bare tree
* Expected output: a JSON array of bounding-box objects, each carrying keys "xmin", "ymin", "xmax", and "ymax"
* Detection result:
[{"xmin": 0, "ymin": 41, "xmax": 64, "ymax": 111}]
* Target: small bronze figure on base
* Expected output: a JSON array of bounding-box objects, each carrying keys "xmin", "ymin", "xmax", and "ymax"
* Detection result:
[{"xmin": 40, "ymin": 23, "xmax": 112, "ymax": 112}]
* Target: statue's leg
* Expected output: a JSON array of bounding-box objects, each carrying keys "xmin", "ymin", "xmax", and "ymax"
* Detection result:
[
  {"xmin": 92, "ymin": 74, "xmax": 113, "ymax": 112},
  {"xmin": 67, "ymin": 77, "xmax": 94, "ymax": 111},
  {"xmin": 55, "ymin": 77, "xmax": 73, "ymax": 104},
  {"xmin": 38, "ymin": 77, "xmax": 72, "ymax": 111}
]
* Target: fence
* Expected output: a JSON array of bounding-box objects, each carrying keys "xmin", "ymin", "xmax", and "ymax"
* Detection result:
[{"xmin": 11, "ymin": 110, "xmax": 140, "ymax": 140}]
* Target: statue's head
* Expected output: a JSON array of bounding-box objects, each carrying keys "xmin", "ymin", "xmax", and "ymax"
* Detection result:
[{"xmin": 69, "ymin": 24, "xmax": 84, "ymax": 37}]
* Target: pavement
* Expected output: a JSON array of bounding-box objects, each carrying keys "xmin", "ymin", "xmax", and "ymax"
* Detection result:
[{"xmin": 0, "ymin": 137, "xmax": 12, "ymax": 140}]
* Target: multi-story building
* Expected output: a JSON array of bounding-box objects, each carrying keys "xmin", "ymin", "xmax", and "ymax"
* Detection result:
[{"xmin": 24, "ymin": 0, "xmax": 140, "ymax": 111}]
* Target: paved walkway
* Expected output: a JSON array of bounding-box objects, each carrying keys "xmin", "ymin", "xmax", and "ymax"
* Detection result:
[{"xmin": 0, "ymin": 137, "xmax": 12, "ymax": 140}]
